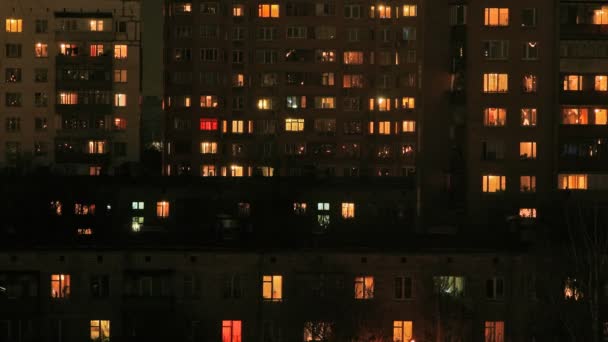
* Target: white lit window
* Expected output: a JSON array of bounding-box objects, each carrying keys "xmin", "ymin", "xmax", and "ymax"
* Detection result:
[{"xmin": 114, "ymin": 94, "xmax": 127, "ymax": 107}]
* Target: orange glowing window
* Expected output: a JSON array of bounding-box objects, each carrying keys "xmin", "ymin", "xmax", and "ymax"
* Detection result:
[
  {"xmin": 156, "ymin": 201, "xmax": 170, "ymax": 218},
  {"xmin": 262, "ymin": 275, "xmax": 283, "ymax": 301},
  {"xmin": 90, "ymin": 320, "xmax": 110, "ymax": 342},
  {"xmin": 90, "ymin": 44, "xmax": 105, "ymax": 57},
  {"xmin": 222, "ymin": 320, "xmax": 242, "ymax": 342},
  {"xmin": 51, "ymin": 274, "xmax": 71, "ymax": 298},
  {"xmin": 561, "ymin": 108, "xmax": 588, "ymax": 125},
  {"xmin": 200, "ymin": 95, "xmax": 218, "ymax": 108},
  {"xmin": 483, "ymin": 73, "xmax": 508, "ymax": 93},
  {"xmin": 482, "ymin": 175, "xmax": 506, "ymax": 193},
  {"xmin": 258, "ymin": 4, "xmax": 279, "ymax": 18},
  {"xmin": 200, "ymin": 118, "xmax": 218, "ymax": 131},
  {"xmin": 113, "ymin": 118, "xmax": 127, "ymax": 130},
  {"xmin": 558, "ymin": 174, "xmax": 587, "ymax": 190},
  {"xmin": 5, "ymin": 19, "xmax": 23, "ymax": 32},
  {"xmin": 484, "ymin": 321, "xmax": 504, "ymax": 342},
  {"xmin": 341, "ymin": 203, "xmax": 355, "ymax": 219},
  {"xmin": 354, "ymin": 276, "xmax": 374, "ymax": 299},
  {"xmin": 484, "ymin": 8, "xmax": 509, "ymax": 26},
  {"xmin": 393, "ymin": 321, "xmax": 413, "ymax": 342},
  {"xmin": 595, "ymin": 75, "xmax": 608, "ymax": 91},
  {"xmin": 563, "ymin": 75, "xmax": 582, "ymax": 91}
]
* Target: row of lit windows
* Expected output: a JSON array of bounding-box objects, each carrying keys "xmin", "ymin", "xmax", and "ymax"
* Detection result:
[
  {"xmin": 482, "ymin": 174, "xmax": 608, "ymax": 192},
  {"xmin": 195, "ymin": 143, "xmax": 414, "ymax": 158},
  {"xmin": 483, "ymin": 108, "xmax": 537, "ymax": 127},
  {"xmin": 178, "ymin": 96, "xmax": 416, "ymax": 110},
  {"xmin": 2, "ymin": 42, "xmax": 127, "ymax": 59},
  {"xmin": 172, "ymin": 3, "xmax": 418, "ymax": 19},
  {"xmin": 5, "ymin": 18, "xmax": 126, "ymax": 33},
  {"xmin": 563, "ymin": 75, "xmax": 608, "ymax": 92},
  {"xmin": 57, "ymin": 92, "xmax": 127, "ymax": 107}
]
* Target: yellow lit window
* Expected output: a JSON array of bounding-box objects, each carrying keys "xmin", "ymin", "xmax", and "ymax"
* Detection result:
[
  {"xmin": 519, "ymin": 208, "xmax": 537, "ymax": 219},
  {"xmin": 401, "ymin": 97, "xmax": 415, "ymax": 109},
  {"xmin": 89, "ymin": 20, "xmax": 104, "ymax": 31},
  {"xmin": 393, "ymin": 321, "xmax": 413, "ymax": 342},
  {"xmin": 521, "ymin": 108, "xmax": 537, "ymax": 126},
  {"xmin": 595, "ymin": 75, "xmax": 608, "ymax": 91},
  {"xmin": 233, "ymin": 73, "xmax": 245, "ymax": 87},
  {"xmin": 376, "ymin": 97, "xmax": 391, "ymax": 111},
  {"xmin": 88, "ymin": 141, "xmax": 106, "ymax": 154},
  {"xmin": 51, "ymin": 274, "xmax": 71, "ymax": 298},
  {"xmin": 558, "ymin": 174, "xmax": 587, "ymax": 190},
  {"xmin": 200, "ymin": 95, "xmax": 218, "ymax": 108},
  {"xmin": 520, "ymin": 176, "xmax": 536, "ymax": 192},
  {"xmin": 519, "ymin": 142, "xmax": 537, "ymax": 159},
  {"xmin": 257, "ymin": 98, "xmax": 272, "ymax": 110},
  {"xmin": 563, "ymin": 75, "xmax": 582, "ymax": 91},
  {"xmin": 484, "ymin": 108, "xmax": 506, "ymax": 127},
  {"xmin": 484, "ymin": 321, "xmax": 504, "ymax": 342},
  {"xmin": 593, "ymin": 7, "xmax": 608, "ymax": 24},
  {"xmin": 377, "ymin": 5, "xmax": 392, "ymax": 18},
  {"xmin": 231, "ymin": 120, "xmax": 244, "ymax": 133},
  {"xmin": 354, "ymin": 276, "xmax": 374, "ymax": 299},
  {"xmin": 483, "ymin": 73, "xmax": 508, "ymax": 93},
  {"xmin": 368, "ymin": 121, "xmax": 375, "ymax": 134},
  {"xmin": 379, "ymin": 121, "xmax": 391, "ymax": 135},
  {"xmin": 5, "ymin": 19, "xmax": 22, "ymax": 32},
  {"xmin": 131, "ymin": 216, "xmax": 144, "ymax": 232},
  {"xmin": 222, "ymin": 321, "xmax": 242, "ymax": 342},
  {"xmin": 402, "ymin": 5, "xmax": 417, "ymax": 17},
  {"xmin": 114, "ymin": 94, "xmax": 127, "ymax": 107},
  {"xmin": 341, "ymin": 203, "xmax": 355, "ymax": 219},
  {"xmin": 484, "ymin": 8, "xmax": 509, "ymax": 26},
  {"xmin": 343, "ymin": 51, "xmax": 364, "ymax": 64},
  {"xmin": 285, "ymin": 118, "xmax": 304, "ymax": 132},
  {"xmin": 200, "ymin": 142, "xmax": 218, "ymax": 154},
  {"xmin": 564, "ymin": 277, "xmax": 583, "ymax": 300},
  {"xmin": 35, "ymin": 43, "xmax": 48, "ymax": 57},
  {"xmin": 315, "ymin": 97, "xmax": 335, "ymax": 109},
  {"xmin": 262, "ymin": 275, "xmax": 282, "ymax": 301},
  {"xmin": 156, "ymin": 201, "xmax": 170, "ymax": 218},
  {"xmin": 201, "ymin": 165, "xmax": 216, "ymax": 177},
  {"xmin": 482, "ymin": 175, "xmax": 506, "ymax": 193},
  {"xmin": 258, "ymin": 4, "xmax": 279, "ymax": 18},
  {"xmin": 233, "ymin": 5, "xmax": 245, "ymax": 17},
  {"xmin": 230, "ymin": 165, "xmax": 244, "ymax": 177},
  {"xmin": 114, "ymin": 44, "xmax": 127, "ymax": 59},
  {"xmin": 562, "ymin": 108, "xmax": 588, "ymax": 125},
  {"xmin": 594, "ymin": 108, "xmax": 607, "ymax": 125},
  {"xmin": 113, "ymin": 69, "xmax": 128, "ymax": 83},
  {"xmin": 90, "ymin": 320, "xmax": 110, "ymax": 342},
  {"xmin": 402, "ymin": 120, "xmax": 415, "ymax": 132},
  {"xmin": 58, "ymin": 92, "xmax": 78, "ymax": 105},
  {"xmin": 90, "ymin": 44, "xmax": 105, "ymax": 57}
]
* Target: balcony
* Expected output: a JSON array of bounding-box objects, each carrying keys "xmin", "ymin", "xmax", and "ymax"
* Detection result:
[{"xmin": 561, "ymin": 24, "xmax": 608, "ymax": 38}]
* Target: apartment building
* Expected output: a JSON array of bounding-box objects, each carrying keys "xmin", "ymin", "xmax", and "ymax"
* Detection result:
[{"xmin": 0, "ymin": 0, "xmax": 141, "ymax": 175}]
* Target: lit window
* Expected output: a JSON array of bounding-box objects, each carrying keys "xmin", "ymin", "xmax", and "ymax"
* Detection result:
[
  {"xmin": 520, "ymin": 176, "xmax": 536, "ymax": 192},
  {"xmin": 341, "ymin": 203, "xmax": 355, "ymax": 219},
  {"xmin": 562, "ymin": 108, "xmax": 588, "ymax": 125},
  {"xmin": 200, "ymin": 118, "xmax": 218, "ymax": 131},
  {"xmin": 258, "ymin": 4, "xmax": 279, "ymax": 18},
  {"xmin": 200, "ymin": 142, "xmax": 218, "ymax": 154},
  {"xmin": 343, "ymin": 74, "xmax": 364, "ymax": 88},
  {"xmin": 558, "ymin": 174, "xmax": 587, "ymax": 190},
  {"xmin": 230, "ymin": 165, "xmax": 244, "ymax": 177},
  {"xmin": 78, "ymin": 228, "xmax": 93, "ymax": 235},
  {"xmin": 483, "ymin": 73, "xmax": 508, "ymax": 93},
  {"xmin": 304, "ymin": 322, "xmax": 332, "ymax": 342},
  {"xmin": 285, "ymin": 118, "xmax": 305, "ymax": 132},
  {"xmin": 378, "ymin": 121, "xmax": 391, "ymax": 135},
  {"xmin": 484, "ymin": 8, "xmax": 509, "ymax": 26},
  {"xmin": 90, "ymin": 44, "xmax": 105, "ymax": 57},
  {"xmin": 132, "ymin": 201, "xmax": 144, "ymax": 210},
  {"xmin": 131, "ymin": 217, "xmax": 144, "ymax": 232},
  {"xmin": 58, "ymin": 92, "xmax": 78, "ymax": 105},
  {"xmin": 434, "ymin": 276, "xmax": 465, "ymax": 296},
  {"xmin": 75, "ymin": 203, "xmax": 96, "ymax": 215},
  {"xmin": 314, "ymin": 97, "xmax": 335, "ymax": 109},
  {"xmin": 521, "ymin": 108, "xmax": 537, "ymax": 126},
  {"xmin": 286, "ymin": 96, "xmax": 306, "ymax": 109},
  {"xmin": 231, "ymin": 120, "xmax": 245, "ymax": 134},
  {"xmin": 519, "ymin": 142, "xmax": 537, "ymax": 159},
  {"xmin": 34, "ymin": 43, "xmax": 48, "ymax": 57},
  {"xmin": 482, "ymin": 175, "xmax": 506, "ymax": 193},
  {"xmin": 483, "ymin": 108, "xmax": 506, "ymax": 127},
  {"xmin": 484, "ymin": 321, "xmax": 504, "ymax": 342},
  {"xmin": 593, "ymin": 7, "xmax": 608, "ymax": 24},
  {"xmin": 5, "ymin": 19, "xmax": 22, "ymax": 32},
  {"xmin": 233, "ymin": 5, "xmax": 245, "ymax": 16},
  {"xmin": 563, "ymin": 75, "xmax": 583, "ymax": 91},
  {"xmin": 343, "ymin": 51, "xmax": 364, "ymax": 64},
  {"xmin": 595, "ymin": 75, "xmax": 608, "ymax": 91},
  {"xmin": 522, "ymin": 74, "xmax": 537, "ymax": 93},
  {"xmin": 402, "ymin": 121, "xmax": 415, "ymax": 133},
  {"xmin": 402, "ymin": 5, "xmax": 417, "ymax": 17},
  {"xmin": 519, "ymin": 208, "xmax": 537, "ymax": 218},
  {"xmin": 316, "ymin": 49, "xmax": 336, "ymax": 62},
  {"xmin": 376, "ymin": 5, "xmax": 392, "ymax": 18},
  {"xmin": 564, "ymin": 277, "xmax": 583, "ymax": 300},
  {"xmin": 401, "ymin": 97, "xmax": 415, "ymax": 109},
  {"xmin": 354, "ymin": 276, "xmax": 374, "ymax": 299},
  {"xmin": 114, "ymin": 45, "xmax": 127, "ymax": 59},
  {"xmin": 113, "ymin": 118, "xmax": 127, "ymax": 130},
  {"xmin": 89, "ymin": 20, "xmax": 104, "ymax": 31},
  {"xmin": 233, "ymin": 73, "xmax": 245, "ymax": 87},
  {"xmin": 317, "ymin": 202, "xmax": 330, "ymax": 229},
  {"xmin": 51, "ymin": 201, "xmax": 63, "ymax": 215},
  {"xmin": 293, "ymin": 202, "xmax": 307, "ymax": 215},
  {"xmin": 90, "ymin": 320, "xmax": 110, "ymax": 342},
  {"xmin": 257, "ymin": 98, "xmax": 273, "ymax": 110},
  {"xmin": 156, "ymin": 201, "xmax": 170, "ymax": 218},
  {"xmin": 114, "ymin": 94, "xmax": 127, "ymax": 107},
  {"xmin": 201, "ymin": 165, "xmax": 216, "ymax": 177},
  {"xmin": 88, "ymin": 141, "xmax": 106, "ymax": 154},
  {"xmin": 393, "ymin": 321, "xmax": 413, "ymax": 342},
  {"xmin": 594, "ymin": 108, "xmax": 608, "ymax": 125},
  {"xmin": 262, "ymin": 275, "xmax": 282, "ymax": 301},
  {"xmin": 59, "ymin": 43, "xmax": 79, "ymax": 56},
  {"xmin": 51, "ymin": 274, "xmax": 71, "ymax": 298},
  {"xmin": 200, "ymin": 95, "xmax": 218, "ymax": 108},
  {"xmin": 222, "ymin": 320, "xmax": 242, "ymax": 342},
  {"xmin": 113, "ymin": 69, "xmax": 127, "ymax": 83}
]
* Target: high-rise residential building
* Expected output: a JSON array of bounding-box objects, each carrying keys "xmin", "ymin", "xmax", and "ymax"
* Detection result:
[{"xmin": 0, "ymin": 0, "xmax": 141, "ymax": 175}]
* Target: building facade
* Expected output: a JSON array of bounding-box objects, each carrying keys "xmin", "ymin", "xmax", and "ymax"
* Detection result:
[{"xmin": 0, "ymin": 0, "xmax": 141, "ymax": 175}]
